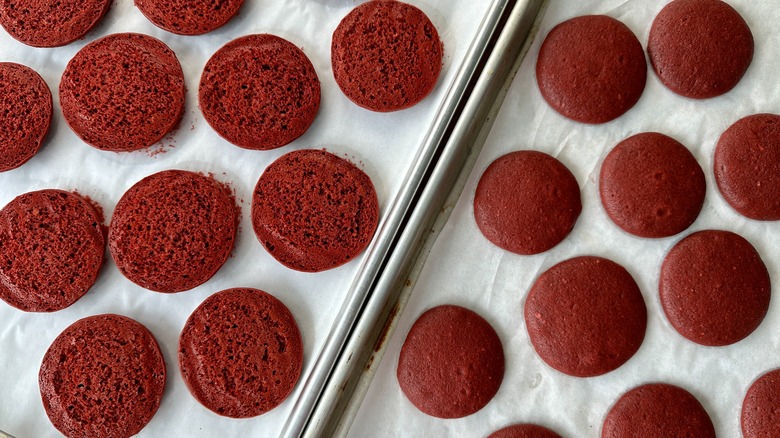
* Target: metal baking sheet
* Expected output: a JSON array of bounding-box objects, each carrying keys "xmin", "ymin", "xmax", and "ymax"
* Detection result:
[
  {"xmin": 347, "ymin": 0, "xmax": 780, "ymax": 436},
  {"xmin": 0, "ymin": 0, "xmax": 504, "ymax": 437}
]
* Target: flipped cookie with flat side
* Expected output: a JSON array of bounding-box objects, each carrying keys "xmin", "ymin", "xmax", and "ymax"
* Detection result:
[
  {"xmin": 0, "ymin": 190, "xmax": 104, "ymax": 312},
  {"xmin": 135, "ymin": 0, "xmax": 244, "ymax": 35},
  {"xmin": 178, "ymin": 288, "xmax": 303, "ymax": 418},
  {"xmin": 251, "ymin": 149, "xmax": 379, "ymax": 272},
  {"xmin": 0, "ymin": 62, "xmax": 52, "ymax": 172},
  {"xmin": 109, "ymin": 170, "xmax": 238, "ymax": 293},
  {"xmin": 332, "ymin": 0, "xmax": 443, "ymax": 112},
  {"xmin": 647, "ymin": 0, "xmax": 753, "ymax": 99},
  {"xmin": 0, "ymin": 0, "xmax": 111, "ymax": 47},
  {"xmin": 39, "ymin": 314, "xmax": 166, "ymax": 438},
  {"xmin": 397, "ymin": 305, "xmax": 505, "ymax": 419},
  {"xmin": 59, "ymin": 33, "xmax": 185, "ymax": 152},
  {"xmin": 200, "ymin": 34, "xmax": 320, "ymax": 150},
  {"xmin": 536, "ymin": 15, "xmax": 646, "ymax": 124}
]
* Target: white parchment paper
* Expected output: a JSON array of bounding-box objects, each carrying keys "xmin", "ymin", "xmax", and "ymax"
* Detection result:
[
  {"xmin": 349, "ymin": 0, "xmax": 780, "ymax": 436},
  {"xmin": 0, "ymin": 0, "xmax": 495, "ymax": 436}
]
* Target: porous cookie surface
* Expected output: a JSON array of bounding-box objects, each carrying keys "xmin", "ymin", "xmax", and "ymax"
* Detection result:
[
  {"xmin": 397, "ymin": 305, "xmax": 505, "ymax": 419},
  {"xmin": 742, "ymin": 369, "xmax": 780, "ymax": 438},
  {"xmin": 600, "ymin": 132, "xmax": 705, "ymax": 238},
  {"xmin": 178, "ymin": 288, "xmax": 303, "ymax": 418},
  {"xmin": 59, "ymin": 33, "xmax": 185, "ymax": 152},
  {"xmin": 647, "ymin": 0, "xmax": 753, "ymax": 99},
  {"xmin": 39, "ymin": 314, "xmax": 166, "ymax": 438},
  {"xmin": 199, "ymin": 34, "xmax": 320, "ymax": 150},
  {"xmin": 0, "ymin": 62, "xmax": 52, "ymax": 172},
  {"xmin": 109, "ymin": 170, "xmax": 237, "ymax": 293},
  {"xmin": 715, "ymin": 114, "xmax": 780, "ymax": 220},
  {"xmin": 135, "ymin": 0, "xmax": 244, "ymax": 35},
  {"xmin": 660, "ymin": 230, "xmax": 770, "ymax": 346},
  {"xmin": 474, "ymin": 151, "xmax": 581, "ymax": 255},
  {"xmin": 0, "ymin": 0, "xmax": 111, "ymax": 47},
  {"xmin": 525, "ymin": 256, "xmax": 646, "ymax": 377},
  {"xmin": 602, "ymin": 383, "xmax": 715, "ymax": 438},
  {"xmin": 536, "ymin": 15, "xmax": 646, "ymax": 123},
  {"xmin": 251, "ymin": 149, "xmax": 379, "ymax": 272},
  {"xmin": 0, "ymin": 190, "xmax": 104, "ymax": 312},
  {"xmin": 332, "ymin": 0, "xmax": 443, "ymax": 112},
  {"xmin": 488, "ymin": 424, "xmax": 562, "ymax": 438}
]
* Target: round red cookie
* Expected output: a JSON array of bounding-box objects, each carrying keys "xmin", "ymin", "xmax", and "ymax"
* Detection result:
[
  {"xmin": 600, "ymin": 132, "xmax": 705, "ymax": 238},
  {"xmin": 0, "ymin": 190, "xmax": 104, "ymax": 312},
  {"xmin": 489, "ymin": 424, "xmax": 562, "ymax": 438},
  {"xmin": 59, "ymin": 33, "xmax": 185, "ymax": 152},
  {"xmin": 135, "ymin": 0, "xmax": 243, "ymax": 35},
  {"xmin": 647, "ymin": 0, "xmax": 753, "ymax": 99},
  {"xmin": 715, "ymin": 114, "xmax": 780, "ymax": 220},
  {"xmin": 474, "ymin": 151, "xmax": 581, "ymax": 255},
  {"xmin": 0, "ymin": 0, "xmax": 111, "ymax": 47},
  {"xmin": 525, "ymin": 256, "xmax": 646, "ymax": 377},
  {"xmin": 332, "ymin": 0, "xmax": 443, "ymax": 112},
  {"xmin": 397, "ymin": 305, "xmax": 505, "ymax": 419},
  {"xmin": 602, "ymin": 383, "xmax": 715, "ymax": 437},
  {"xmin": 109, "ymin": 170, "xmax": 237, "ymax": 293},
  {"xmin": 742, "ymin": 369, "xmax": 780, "ymax": 437},
  {"xmin": 0, "ymin": 62, "xmax": 52, "ymax": 172},
  {"xmin": 39, "ymin": 314, "xmax": 166, "ymax": 438},
  {"xmin": 659, "ymin": 230, "xmax": 770, "ymax": 346},
  {"xmin": 199, "ymin": 34, "xmax": 320, "ymax": 150},
  {"xmin": 252, "ymin": 149, "xmax": 379, "ymax": 272},
  {"xmin": 536, "ymin": 15, "xmax": 646, "ymax": 124},
  {"xmin": 178, "ymin": 288, "xmax": 303, "ymax": 418}
]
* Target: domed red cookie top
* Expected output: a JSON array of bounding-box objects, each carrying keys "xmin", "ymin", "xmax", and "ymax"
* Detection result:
[
  {"xmin": 0, "ymin": 190, "xmax": 104, "ymax": 312},
  {"xmin": 332, "ymin": 0, "xmax": 443, "ymax": 112},
  {"xmin": 525, "ymin": 256, "xmax": 646, "ymax": 377},
  {"xmin": 488, "ymin": 423, "xmax": 562, "ymax": 438},
  {"xmin": 39, "ymin": 314, "xmax": 166, "ymax": 438},
  {"xmin": 0, "ymin": 0, "xmax": 111, "ymax": 47},
  {"xmin": 536, "ymin": 15, "xmax": 646, "ymax": 124},
  {"xmin": 0, "ymin": 62, "xmax": 52, "ymax": 172},
  {"xmin": 135, "ymin": 0, "xmax": 244, "ymax": 35},
  {"xmin": 715, "ymin": 114, "xmax": 780, "ymax": 220},
  {"xmin": 109, "ymin": 170, "xmax": 238, "ymax": 293},
  {"xmin": 178, "ymin": 288, "xmax": 303, "ymax": 418},
  {"xmin": 659, "ymin": 230, "xmax": 770, "ymax": 346},
  {"xmin": 397, "ymin": 305, "xmax": 505, "ymax": 419},
  {"xmin": 602, "ymin": 383, "xmax": 715, "ymax": 438},
  {"xmin": 59, "ymin": 33, "xmax": 185, "ymax": 152},
  {"xmin": 648, "ymin": 0, "xmax": 753, "ymax": 99},
  {"xmin": 742, "ymin": 368, "xmax": 780, "ymax": 438},
  {"xmin": 474, "ymin": 150, "xmax": 581, "ymax": 255},
  {"xmin": 600, "ymin": 132, "xmax": 706, "ymax": 238},
  {"xmin": 251, "ymin": 149, "xmax": 379, "ymax": 272},
  {"xmin": 199, "ymin": 34, "xmax": 321, "ymax": 150}
]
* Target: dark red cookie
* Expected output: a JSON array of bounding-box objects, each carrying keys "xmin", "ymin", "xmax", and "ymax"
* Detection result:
[
  {"xmin": 397, "ymin": 305, "xmax": 504, "ymax": 419},
  {"xmin": 0, "ymin": 190, "xmax": 104, "ymax": 312},
  {"xmin": 109, "ymin": 170, "xmax": 237, "ymax": 293},
  {"xmin": 199, "ymin": 34, "xmax": 320, "ymax": 150},
  {"xmin": 602, "ymin": 383, "xmax": 715, "ymax": 438},
  {"xmin": 715, "ymin": 114, "xmax": 780, "ymax": 220},
  {"xmin": 660, "ymin": 230, "xmax": 770, "ymax": 346},
  {"xmin": 39, "ymin": 314, "xmax": 166, "ymax": 438},
  {"xmin": 178, "ymin": 288, "xmax": 303, "ymax": 418},
  {"xmin": 252, "ymin": 149, "xmax": 379, "ymax": 272},
  {"xmin": 135, "ymin": 0, "xmax": 243, "ymax": 35},
  {"xmin": 489, "ymin": 424, "xmax": 562, "ymax": 438},
  {"xmin": 536, "ymin": 15, "xmax": 646, "ymax": 124},
  {"xmin": 0, "ymin": 0, "xmax": 111, "ymax": 47},
  {"xmin": 474, "ymin": 151, "xmax": 581, "ymax": 255},
  {"xmin": 742, "ymin": 369, "xmax": 780, "ymax": 437},
  {"xmin": 332, "ymin": 0, "xmax": 443, "ymax": 112},
  {"xmin": 525, "ymin": 256, "xmax": 646, "ymax": 377},
  {"xmin": 647, "ymin": 0, "xmax": 753, "ymax": 99},
  {"xmin": 600, "ymin": 132, "xmax": 706, "ymax": 238},
  {"xmin": 0, "ymin": 62, "xmax": 52, "ymax": 172},
  {"xmin": 59, "ymin": 33, "xmax": 185, "ymax": 152}
]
